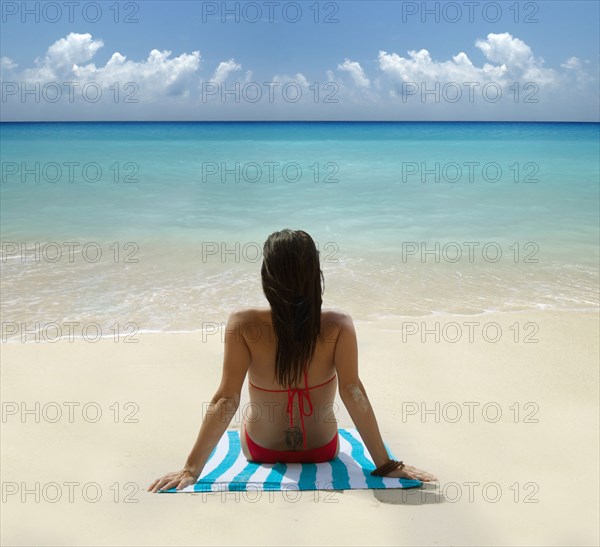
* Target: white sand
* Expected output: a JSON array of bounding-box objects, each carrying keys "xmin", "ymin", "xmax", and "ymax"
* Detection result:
[{"xmin": 1, "ymin": 311, "xmax": 598, "ymax": 546}]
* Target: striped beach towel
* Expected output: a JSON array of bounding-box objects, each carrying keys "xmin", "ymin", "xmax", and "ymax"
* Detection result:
[{"xmin": 163, "ymin": 427, "xmax": 422, "ymax": 493}]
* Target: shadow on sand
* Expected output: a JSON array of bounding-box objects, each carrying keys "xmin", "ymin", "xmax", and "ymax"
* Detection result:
[{"xmin": 373, "ymin": 482, "xmax": 444, "ymax": 505}]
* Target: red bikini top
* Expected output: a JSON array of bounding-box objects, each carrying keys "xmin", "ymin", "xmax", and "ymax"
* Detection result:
[{"xmin": 248, "ymin": 364, "xmax": 337, "ymax": 449}]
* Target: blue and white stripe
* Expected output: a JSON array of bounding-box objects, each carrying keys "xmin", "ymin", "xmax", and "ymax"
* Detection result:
[{"xmin": 163, "ymin": 428, "xmax": 422, "ymax": 493}]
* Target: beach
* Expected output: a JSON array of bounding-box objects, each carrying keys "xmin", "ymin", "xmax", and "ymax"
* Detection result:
[
  {"xmin": 2, "ymin": 0, "xmax": 599, "ymax": 539},
  {"xmin": 2, "ymin": 310, "xmax": 598, "ymax": 546},
  {"xmin": 1, "ymin": 121, "xmax": 599, "ymax": 545}
]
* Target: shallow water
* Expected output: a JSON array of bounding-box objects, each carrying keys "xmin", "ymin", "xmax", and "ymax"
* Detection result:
[{"xmin": 1, "ymin": 122, "xmax": 598, "ymax": 338}]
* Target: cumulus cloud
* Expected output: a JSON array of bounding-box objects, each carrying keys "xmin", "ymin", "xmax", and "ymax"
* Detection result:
[
  {"xmin": 71, "ymin": 48, "xmax": 201, "ymax": 95},
  {"xmin": 1, "ymin": 57, "xmax": 18, "ymax": 71},
  {"xmin": 320, "ymin": 32, "xmax": 596, "ymax": 119},
  {"xmin": 1, "ymin": 31, "xmax": 596, "ymax": 121},
  {"xmin": 6, "ymin": 33, "xmax": 210, "ymax": 101},
  {"xmin": 562, "ymin": 56, "xmax": 583, "ymax": 71},
  {"xmin": 270, "ymin": 72, "xmax": 311, "ymax": 99},
  {"xmin": 43, "ymin": 32, "xmax": 104, "ymax": 71},
  {"xmin": 211, "ymin": 59, "xmax": 242, "ymax": 84},
  {"xmin": 17, "ymin": 33, "xmax": 104, "ymax": 82},
  {"xmin": 474, "ymin": 32, "xmax": 534, "ymax": 68},
  {"xmin": 272, "ymin": 72, "xmax": 309, "ymax": 87},
  {"xmin": 337, "ymin": 59, "xmax": 370, "ymax": 88},
  {"xmin": 560, "ymin": 55, "xmax": 592, "ymax": 88},
  {"xmin": 377, "ymin": 32, "xmax": 565, "ymax": 91},
  {"xmin": 379, "ymin": 45, "xmax": 501, "ymax": 85}
]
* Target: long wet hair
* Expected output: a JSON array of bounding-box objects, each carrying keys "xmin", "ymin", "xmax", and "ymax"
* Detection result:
[{"xmin": 261, "ymin": 229, "xmax": 324, "ymax": 387}]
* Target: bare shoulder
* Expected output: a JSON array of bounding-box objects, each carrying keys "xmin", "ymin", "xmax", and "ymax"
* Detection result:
[
  {"xmin": 321, "ymin": 309, "xmax": 354, "ymax": 342},
  {"xmin": 321, "ymin": 309, "xmax": 353, "ymax": 328},
  {"xmin": 228, "ymin": 308, "xmax": 354, "ymax": 333},
  {"xmin": 227, "ymin": 307, "xmax": 270, "ymax": 325}
]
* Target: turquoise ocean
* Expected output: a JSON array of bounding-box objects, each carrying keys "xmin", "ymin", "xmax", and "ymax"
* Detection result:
[{"xmin": 1, "ymin": 122, "xmax": 598, "ymax": 337}]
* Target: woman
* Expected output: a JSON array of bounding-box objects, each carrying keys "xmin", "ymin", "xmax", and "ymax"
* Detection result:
[{"xmin": 149, "ymin": 229, "xmax": 436, "ymax": 493}]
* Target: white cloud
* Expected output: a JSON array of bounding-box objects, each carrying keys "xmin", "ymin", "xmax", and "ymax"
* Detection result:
[
  {"xmin": 560, "ymin": 56, "xmax": 592, "ymax": 88},
  {"xmin": 211, "ymin": 59, "xmax": 242, "ymax": 84},
  {"xmin": 337, "ymin": 58, "xmax": 370, "ymax": 88},
  {"xmin": 376, "ymin": 32, "xmax": 566, "ymax": 95},
  {"xmin": 1, "ymin": 57, "xmax": 18, "ymax": 75},
  {"xmin": 270, "ymin": 72, "xmax": 311, "ymax": 96},
  {"xmin": 561, "ymin": 56, "xmax": 583, "ymax": 71},
  {"xmin": 43, "ymin": 32, "xmax": 104, "ymax": 71},
  {"xmin": 378, "ymin": 46, "xmax": 506, "ymax": 84},
  {"xmin": 72, "ymin": 48, "xmax": 201, "ymax": 93},
  {"xmin": 475, "ymin": 32, "xmax": 533, "ymax": 69},
  {"xmin": 272, "ymin": 72, "xmax": 309, "ymax": 87},
  {"xmin": 0, "ymin": 32, "xmax": 596, "ymax": 121},
  {"xmin": 20, "ymin": 33, "xmax": 104, "ymax": 81},
  {"xmin": 9, "ymin": 33, "xmax": 206, "ymax": 101}
]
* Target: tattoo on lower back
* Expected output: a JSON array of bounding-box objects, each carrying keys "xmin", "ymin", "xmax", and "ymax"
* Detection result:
[{"xmin": 285, "ymin": 426, "xmax": 303, "ymax": 450}]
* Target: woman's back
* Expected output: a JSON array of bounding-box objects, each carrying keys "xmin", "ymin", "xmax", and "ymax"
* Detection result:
[
  {"xmin": 240, "ymin": 307, "xmax": 343, "ymax": 452},
  {"xmin": 149, "ymin": 229, "xmax": 436, "ymax": 493}
]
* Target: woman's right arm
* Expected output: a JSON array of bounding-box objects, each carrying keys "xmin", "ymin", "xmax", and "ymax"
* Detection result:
[{"xmin": 333, "ymin": 312, "xmax": 437, "ymax": 482}]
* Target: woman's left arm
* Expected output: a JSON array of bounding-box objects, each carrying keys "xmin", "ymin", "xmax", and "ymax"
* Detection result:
[{"xmin": 148, "ymin": 311, "xmax": 251, "ymax": 493}]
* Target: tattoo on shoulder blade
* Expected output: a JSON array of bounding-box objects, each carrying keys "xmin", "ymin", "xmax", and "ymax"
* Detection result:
[{"xmin": 285, "ymin": 426, "xmax": 303, "ymax": 450}]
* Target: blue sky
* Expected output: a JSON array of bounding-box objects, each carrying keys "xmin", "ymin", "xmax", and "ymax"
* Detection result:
[{"xmin": 1, "ymin": 0, "xmax": 598, "ymax": 121}]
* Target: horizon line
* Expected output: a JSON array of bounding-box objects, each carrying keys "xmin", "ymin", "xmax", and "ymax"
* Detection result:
[{"xmin": 1, "ymin": 120, "xmax": 598, "ymax": 124}]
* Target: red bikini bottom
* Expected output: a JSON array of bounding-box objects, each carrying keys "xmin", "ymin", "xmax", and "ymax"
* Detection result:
[{"xmin": 243, "ymin": 423, "xmax": 338, "ymax": 463}]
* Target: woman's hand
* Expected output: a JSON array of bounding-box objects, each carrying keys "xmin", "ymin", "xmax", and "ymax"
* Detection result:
[
  {"xmin": 384, "ymin": 463, "xmax": 437, "ymax": 482},
  {"xmin": 148, "ymin": 468, "xmax": 199, "ymax": 493}
]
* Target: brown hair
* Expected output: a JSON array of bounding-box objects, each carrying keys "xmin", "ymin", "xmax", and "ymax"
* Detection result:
[{"xmin": 261, "ymin": 229, "xmax": 324, "ymax": 387}]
